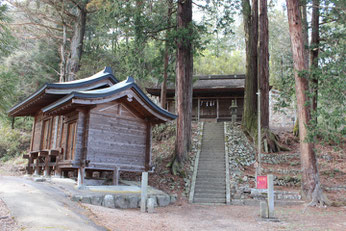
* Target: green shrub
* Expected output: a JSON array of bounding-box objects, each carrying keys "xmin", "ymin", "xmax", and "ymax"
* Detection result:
[{"xmin": 0, "ymin": 123, "xmax": 30, "ymax": 161}]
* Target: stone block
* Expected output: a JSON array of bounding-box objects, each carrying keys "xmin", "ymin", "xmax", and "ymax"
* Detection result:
[
  {"xmin": 147, "ymin": 198, "xmax": 155, "ymax": 213},
  {"xmin": 127, "ymin": 195, "xmax": 139, "ymax": 209},
  {"xmin": 71, "ymin": 195, "xmax": 83, "ymax": 202},
  {"xmin": 170, "ymin": 194, "xmax": 177, "ymax": 204},
  {"xmin": 114, "ymin": 195, "xmax": 128, "ymax": 209},
  {"xmin": 260, "ymin": 201, "xmax": 268, "ymax": 218},
  {"xmin": 91, "ymin": 195, "xmax": 103, "ymax": 206},
  {"xmin": 157, "ymin": 194, "xmax": 170, "ymax": 207},
  {"xmin": 81, "ymin": 196, "xmax": 91, "ymax": 204},
  {"xmin": 103, "ymin": 195, "xmax": 115, "ymax": 208}
]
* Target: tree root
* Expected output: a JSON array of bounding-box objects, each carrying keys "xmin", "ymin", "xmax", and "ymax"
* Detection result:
[
  {"xmin": 305, "ymin": 174, "xmax": 331, "ymax": 208},
  {"xmin": 170, "ymin": 155, "xmax": 186, "ymax": 177},
  {"xmin": 262, "ymin": 129, "xmax": 291, "ymax": 153}
]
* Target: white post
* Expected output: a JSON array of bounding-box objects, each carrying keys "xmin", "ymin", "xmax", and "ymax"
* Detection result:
[
  {"xmin": 257, "ymin": 91, "xmax": 261, "ymax": 175},
  {"xmin": 141, "ymin": 172, "xmax": 148, "ymax": 213},
  {"xmin": 267, "ymin": 174, "xmax": 274, "ymax": 218}
]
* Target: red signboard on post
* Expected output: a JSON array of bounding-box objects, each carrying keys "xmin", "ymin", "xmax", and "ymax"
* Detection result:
[{"xmin": 257, "ymin": 176, "xmax": 268, "ymax": 189}]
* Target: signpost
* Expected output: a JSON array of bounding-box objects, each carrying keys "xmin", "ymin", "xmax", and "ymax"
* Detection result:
[{"xmin": 257, "ymin": 174, "xmax": 274, "ymax": 219}]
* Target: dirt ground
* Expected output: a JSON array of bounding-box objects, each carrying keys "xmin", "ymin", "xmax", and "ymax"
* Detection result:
[
  {"xmin": 84, "ymin": 201, "xmax": 346, "ymax": 231},
  {"xmin": 0, "ymin": 198, "xmax": 19, "ymax": 231}
]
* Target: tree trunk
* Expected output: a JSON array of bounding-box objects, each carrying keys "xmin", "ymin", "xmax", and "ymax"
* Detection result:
[
  {"xmin": 174, "ymin": 0, "xmax": 193, "ymax": 168},
  {"xmin": 300, "ymin": 0, "xmax": 309, "ymax": 69},
  {"xmin": 286, "ymin": 0, "xmax": 328, "ymax": 206},
  {"xmin": 258, "ymin": 0, "xmax": 269, "ymax": 129},
  {"xmin": 59, "ymin": 23, "xmax": 67, "ymax": 83},
  {"xmin": 310, "ymin": 0, "xmax": 320, "ymax": 121},
  {"xmin": 66, "ymin": 7, "xmax": 87, "ymax": 81},
  {"xmin": 242, "ymin": 0, "xmax": 258, "ymax": 136},
  {"xmin": 160, "ymin": 0, "xmax": 173, "ymax": 109}
]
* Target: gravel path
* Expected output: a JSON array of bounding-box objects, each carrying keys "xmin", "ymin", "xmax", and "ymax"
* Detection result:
[
  {"xmin": 0, "ymin": 176, "xmax": 106, "ymax": 231},
  {"xmin": 86, "ymin": 201, "xmax": 346, "ymax": 231}
]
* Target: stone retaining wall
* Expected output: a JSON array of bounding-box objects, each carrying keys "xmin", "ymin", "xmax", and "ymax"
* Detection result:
[{"xmin": 72, "ymin": 192, "xmax": 176, "ymax": 209}]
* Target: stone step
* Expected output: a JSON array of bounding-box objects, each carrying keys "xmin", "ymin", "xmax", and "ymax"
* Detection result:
[
  {"xmin": 197, "ymin": 166, "xmax": 225, "ymax": 170},
  {"xmin": 195, "ymin": 177, "xmax": 225, "ymax": 182},
  {"xmin": 193, "ymin": 197, "xmax": 226, "ymax": 204},
  {"xmin": 194, "ymin": 193, "xmax": 226, "ymax": 199},
  {"xmin": 196, "ymin": 173, "xmax": 225, "ymax": 178},
  {"xmin": 194, "ymin": 187, "xmax": 226, "ymax": 194},
  {"xmin": 198, "ymin": 161, "xmax": 225, "ymax": 164},
  {"xmin": 194, "ymin": 183, "xmax": 226, "ymax": 189}
]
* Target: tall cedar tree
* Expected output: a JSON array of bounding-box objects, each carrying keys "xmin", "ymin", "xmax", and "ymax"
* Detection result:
[
  {"xmin": 310, "ymin": 0, "xmax": 320, "ymax": 119},
  {"xmin": 286, "ymin": 0, "xmax": 328, "ymax": 206},
  {"xmin": 241, "ymin": 0, "xmax": 258, "ymax": 136},
  {"xmin": 160, "ymin": 0, "xmax": 173, "ymax": 109},
  {"xmin": 173, "ymin": 0, "xmax": 193, "ymax": 173},
  {"xmin": 258, "ymin": 0, "xmax": 269, "ymax": 129}
]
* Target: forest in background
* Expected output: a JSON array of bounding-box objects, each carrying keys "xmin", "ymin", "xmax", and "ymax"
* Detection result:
[{"xmin": 0, "ymin": 0, "xmax": 344, "ymax": 205}]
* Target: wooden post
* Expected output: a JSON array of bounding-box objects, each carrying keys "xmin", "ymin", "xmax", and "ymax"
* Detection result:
[
  {"xmin": 145, "ymin": 122, "xmax": 152, "ymax": 171},
  {"xmin": 30, "ymin": 117, "xmax": 36, "ymax": 151},
  {"xmin": 34, "ymin": 158, "xmax": 40, "ymax": 175},
  {"xmin": 267, "ymin": 174, "xmax": 274, "ymax": 218},
  {"xmin": 140, "ymin": 172, "xmax": 148, "ymax": 213},
  {"xmin": 44, "ymin": 156, "xmax": 51, "ymax": 177},
  {"xmin": 216, "ymin": 98, "xmax": 219, "ymax": 120},
  {"xmin": 77, "ymin": 167, "xmax": 85, "ymax": 188},
  {"xmin": 257, "ymin": 91, "xmax": 262, "ymax": 175},
  {"xmin": 27, "ymin": 156, "xmax": 33, "ymax": 174},
  {"xmin": 52, "ymin": 116, "xmax": 59, "ymax": 148},
  {"xmin": 112, "ymin": 167, "xmax": 119, "ymax": 185},
  {"xmin": 54, "ymin": 155, "xmax": 62, "ymax": 177},
  {"xmin": 197, "ymin": 98, "xmax": 200, "ymax": 121}
]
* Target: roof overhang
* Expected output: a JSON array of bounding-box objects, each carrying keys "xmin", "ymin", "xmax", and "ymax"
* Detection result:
[
  {"xmin": 43, "ymin": 77, "xmax": 177, "ymax": 124},
  {"xmin": 8, "ymin": 67, "xmax": 119, "ymax": 117}
]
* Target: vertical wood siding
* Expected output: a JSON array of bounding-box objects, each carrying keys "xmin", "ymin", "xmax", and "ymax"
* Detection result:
[{"xmin": 87, "ymin": 102, "xmax": 147, "ymax": 168}]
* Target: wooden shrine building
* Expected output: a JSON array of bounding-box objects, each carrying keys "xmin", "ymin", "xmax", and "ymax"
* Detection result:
[
  {"xmin": 146, "ymin": 75, "xmax": 245, "ymax": 121},
  {"xmin": 8, "ymin": 67, "xmax": 176, "ymax": 185}
]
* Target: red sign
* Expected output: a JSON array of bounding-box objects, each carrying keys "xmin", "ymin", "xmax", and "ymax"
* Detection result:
[{"xmin": 257, "ymin": 176, "xmax": 268, "ymax": 189}]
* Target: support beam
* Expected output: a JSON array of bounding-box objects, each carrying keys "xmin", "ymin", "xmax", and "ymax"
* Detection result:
[
  {"xmin": 197, "ymin": 98, "xmax": 200, "ymax": 121},
  {"xmin": 77, "ymin": 167, "xmax": 85, "ymax": 188},
  {"xmin": 112, "ymin": 167, "xmax": 119, "ymax": 185},
  {"xmin": 140, "ymin": 172, "xmax": 148, "ymax": 213},
  {"xmin": 44, "ymin": 156, "xmax": 51, "ymax": 176},
  {"xmin": 216, "ymin": 98, "xmax": 219, "ymax": 120},
  {"xmin": 145, "ymin": 122, "xmax": 152, "ymax": 171},
  {"xmin": 267, "ymin": 174, "xmax": 274, "ymax": 218}
]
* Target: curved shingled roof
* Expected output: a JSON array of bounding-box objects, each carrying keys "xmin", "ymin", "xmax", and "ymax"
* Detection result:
[
  {"xmin": 42, "ymin": 77, "xmax": 177, "ymax": 122},
  {"xmin": 8, "ymin": 67, "xmax": 119, "ymax": 116}
]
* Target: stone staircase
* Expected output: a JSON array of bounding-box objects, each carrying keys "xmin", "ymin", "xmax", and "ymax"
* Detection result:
[{"xmin": 192, "ymin": 122, "xmax": 227, "ymax": 204}]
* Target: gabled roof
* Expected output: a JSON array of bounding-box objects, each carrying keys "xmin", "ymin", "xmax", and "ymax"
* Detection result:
[
  {"xmin": 8, "ymin": 67, "xmax": 119, "ymax": 116},
  {"xmin": 146, "ymin": 75, "xmax": 245, "ymax": 96},
  {"xmin": 42, "ymin": 77, "xmax": 177, "ymax": 123}
]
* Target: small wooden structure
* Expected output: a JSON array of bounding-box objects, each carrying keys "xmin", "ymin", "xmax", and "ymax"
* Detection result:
[
  {"xmin": 8, "ymin": 67, "xmax": 176, "ymax": 185},
  {"xmin": 146, "ymin": 75, "xmax": 245, "ymax": 121}
]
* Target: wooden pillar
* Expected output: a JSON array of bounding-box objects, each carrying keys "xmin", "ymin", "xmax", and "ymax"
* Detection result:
[
  {"xmin": 77, "ymin": 167, "xmax": 85, "ymax": 187},
  {"xmin": 145, "ymin": 122, "xmax": 152, "ymax": 171},
  {"xmin": 52, "ymin": 116, "xmax": 59, "ymax": 148},
  {"xmin": 112, "ymin": 167, "xmax": 119, "ymax": 185},
  {"xmin": 197, "ymin": 98, "xmax": 200, "ymax": 121},
  {"xmin": 44, "ymin": 155, "xmax": 51, "ymax": 176},
  {"xmin": 30, "ymin": 117, "xmax": 36, "ymax": 151},
  {"xmin": 34, "ymin": 158, "xmax": 40, "ymax": 175},
  {"xmin": 216, "ymin": 98, "xmax": 219, "ymax": 120},
  {"xmin": 54, "ymin": 155, "xmax": 62, "ymax": 177},
  {"xmin": 27, "ymin": 156, "xmax": 33, "ymax": 174}
]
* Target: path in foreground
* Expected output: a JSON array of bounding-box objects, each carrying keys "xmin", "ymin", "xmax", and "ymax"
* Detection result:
[
  {"xmin": 0, "ymin": 176, "xmax": 106, "ymax": 231},
  {"xmin": 86, "ymin": 201, "xmax": 346, "ymax": 231}
]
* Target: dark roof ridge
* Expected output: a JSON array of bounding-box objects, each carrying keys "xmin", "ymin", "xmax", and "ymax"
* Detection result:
[
  {"xmin": 8, "ymin": 67, "xmax": 118, "ymax": 116},
  {"xmin": 42, "ymin": 76, "xmax": 177, "ymax": 120}
]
